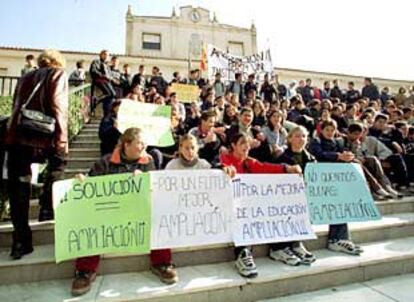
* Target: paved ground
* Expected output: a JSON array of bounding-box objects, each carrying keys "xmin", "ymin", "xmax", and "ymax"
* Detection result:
[{"xmin": 261, "ymin": 273, "xmax": 414, "ymax": 302}]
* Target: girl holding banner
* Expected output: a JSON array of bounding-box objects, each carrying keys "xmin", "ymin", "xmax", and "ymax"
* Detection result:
[
  {"xmin": 306, "ymin": 122, "xmax": 364, "ymax": 255},
  {"xmin": 220, "ymin": 133, "xmax": 302, "ymax": 278},
  {"xmin": 71, "ymin": 128, "xmax": 177, "ymax": 296}
]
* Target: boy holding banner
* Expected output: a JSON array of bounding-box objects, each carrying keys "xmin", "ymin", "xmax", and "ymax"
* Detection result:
[
  {"xmin": 220, "ymin": 133, "xmax": 302, "ymax": 278},
  {"xmin": 71, "ymin": 128, "xmax": 177, "ymax": 296}
]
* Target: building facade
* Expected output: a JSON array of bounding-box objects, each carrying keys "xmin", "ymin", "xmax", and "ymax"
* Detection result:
[{"xmin": 125, "ymin": 5, "xmax": 257, "ymax": 60}]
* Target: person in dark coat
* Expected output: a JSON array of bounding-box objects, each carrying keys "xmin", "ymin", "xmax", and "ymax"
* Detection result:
[
  {"xmin": 6, "ymin": 50, "xmax": 69, "ymax": 259},
  {"xmin": 98, "ymin": 100, "xmax": 122, "ymax": 156},
  {"xmin": 361, "ymin": 77, "xmax": 380, "ymax": 101}
]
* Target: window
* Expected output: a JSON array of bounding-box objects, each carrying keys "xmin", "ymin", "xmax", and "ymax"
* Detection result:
[
  {"xmin": 142, "ymin": 33, "xmax": 161, "ymax": 50},
  {"xmin": 228, "ymin": 42, "xmax": 244, "ymax": 56}
]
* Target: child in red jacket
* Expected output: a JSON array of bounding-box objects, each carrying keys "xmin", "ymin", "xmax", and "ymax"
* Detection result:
[{"xmin": 220, "ymin": 133, "xmax": 301, "ymax": 278}]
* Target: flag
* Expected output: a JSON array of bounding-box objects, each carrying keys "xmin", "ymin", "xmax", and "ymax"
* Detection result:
[{"xmin": 200, "ymin": 44, "xmax": 207, "ymax": 72}]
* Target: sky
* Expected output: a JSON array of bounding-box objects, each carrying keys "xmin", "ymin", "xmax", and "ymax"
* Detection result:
[{"xmin": 0, "ymin": 0, "xmax": 413, "ymax": 80}]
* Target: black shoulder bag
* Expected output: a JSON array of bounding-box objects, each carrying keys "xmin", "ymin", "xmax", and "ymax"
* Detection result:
[{"xmin": 18, "ymin": 71, "xmax": 56, "ymax": 135}]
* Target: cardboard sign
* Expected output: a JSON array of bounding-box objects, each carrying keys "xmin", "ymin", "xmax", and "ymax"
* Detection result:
[
  {"xmin": 53, "ymin": 173, "xmax": 151, "ymax": 263},
  {"xmin": 232, "ymin": 174, "xmax": 316, "ymax": 247},
  {"xmin": 171, "ymin": 83, "xmax": 200, "ymax": 103},
  {"xmin": 150, "ymin": 170, "xmax": 233, "ymax": 249},
  {"xmin": 117, "ymin": 99, "xmax": 174, "ymax": 147},
  {"xmin": 304, "ymin": 163, "xmax": 382, "ymax": 225}
]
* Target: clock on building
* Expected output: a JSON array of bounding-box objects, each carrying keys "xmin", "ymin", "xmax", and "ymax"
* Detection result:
[{"xmin": 190, "ymin": 10, "xmax": 201, "ymax": 23}]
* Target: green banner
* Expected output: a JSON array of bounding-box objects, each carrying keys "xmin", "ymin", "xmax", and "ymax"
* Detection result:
[
  {"xmin": 117, "ymin": 99, "xmax": 174, "ymax": 147},
  {"xmin": 53, "ymin": 173, "xmax": 151, "ymax": 263}
]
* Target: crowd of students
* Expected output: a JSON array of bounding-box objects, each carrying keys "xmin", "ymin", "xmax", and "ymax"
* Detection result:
[
  {"xmin": 6, "ymin": 50, "xmax": 414, "ymax": 296},
  {"xmin": 64, "ymin": 50, "xmax": 414, "ymax": 296}
]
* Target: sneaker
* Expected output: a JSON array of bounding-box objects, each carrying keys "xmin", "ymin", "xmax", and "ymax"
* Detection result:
[
  {"xmin": 235, "ymin": 248, "xmax": 258, "ymax": 278},
  {"xmin": 375, "ymin": 188, "xmax": 392, "ymax": 200},
  {"xmin": 269, "ymin": 247, "xmax": 301, "ymax": 266},
  {"xmin": 150, "ymin": 264, "xmax": 178, "ymax": 285},
  {"xmin": 328, "ymin": 240, "xmax": 363, "ymax": 255},
  {"xmin": 71, "ymin": 271, "xmax": 97, "ymax": 296},
  {"xmin": 292, "ymin": 243, "xmax": 316, "ymax": 265},
  {"xmin": 385, "ymin": 186, "xmax": 403, "ymax": 199}
]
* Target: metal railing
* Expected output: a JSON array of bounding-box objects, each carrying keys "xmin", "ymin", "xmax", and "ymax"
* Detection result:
[
  {"xmin": 68, "ymin": 83, "xmax": 92, "ymax": 140},
  {"xmin": 0, "ymin": 76, "xmax": 20, "ymax": 96}
]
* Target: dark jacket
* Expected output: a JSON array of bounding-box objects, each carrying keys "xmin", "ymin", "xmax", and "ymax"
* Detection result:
[
  {"xmin": 89, "ymin": 146, "xmax": 155, "ymax": 177},
  {"xmin": 332, "ymin": 115, "xmax": 349, "ymax": 133},
  {"xmin": 362, "ymin": 84, "xmax": 380, "ymax": 101},
  {"xmin": 189, "ymin": 126, "xmax": 222, "ymax": 164},
  {"xmin": 260, "ymin": 82, "xmax": 276, "ymax": 102},
  {"xmin": 148, "ymin": 75, "xmax": 168, "ymax": 96},
  {"xmin": 6, "ymin": 67, "xmax": 68, "ymax": 152},
  {"xmin": 301, "ymin": 85, "xmax": 314, "ymax": 104},
  {"xmin": 120, "ymin": 73, "xmax": 132, "ymax": 96},
  {"xmin": 131, "ymin": 73, "xmax": 146, "ymax": 88},
  {"xmin": 330, "ymin": 85, "xmax": 343, "ymax": 100},
  {"xmin": 89, "ymin": 58, "xmax": 111, "ymax": 82},
  {"xmin": 309, "ymin": 136, "xmax": 345, "ymax": 162},
  {"xmin": 277, "ymin": 147, "xmax": 316, "ymax": 170},
  {"xmin": 225, "ymin": 123, "xmax": 272, "ymax": 162},
  {"xmin": 98, "ymin": 113, "xmax": 121, "ymax": 156},
  {"xmin": 244, "ymin": 81, "xmax": 258, "ymax": 96},
  {"xmin": 345, "ymin": 89, "xmax": 361, "ymax": 104}
]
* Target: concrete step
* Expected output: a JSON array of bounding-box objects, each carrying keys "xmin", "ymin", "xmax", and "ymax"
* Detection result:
[
  {"xmin": 68, "ymin": 148, "xmax": 100, "ymax": 158},
  {"xmin": 1, "ymin": 212, "xmax": 414, "ymax": 284},
  {"xmin": 69, "ymin": 141, "xmax": 100, "ymax": 148},
  {"xmin": 260, "ymin": 273, "xmax": 414, "ymax": 302},
  {"xmin": 2, "ymin": 198, "xmax": 414, "ymax": 247},
  {"xmin": 81, "ymin": 125, "xmax": 100, "ymax": 131},
  {"xmin": 72, "ymin": 134, "xmax": 100, "ymax": 142},
  {"xmin": 1, "ymin": 236, "xmax": 414, "ymax": 301},
  {"xmin": 66, "ymin": 157, "xmax": 97, "ymax": 169},
  {"xmin": 64, "ymin": 168, "xmax": 89, "ymax": 179},
  {"xmin": 79, "ymin": 128, "xmax": 99, "ymax": 134}
]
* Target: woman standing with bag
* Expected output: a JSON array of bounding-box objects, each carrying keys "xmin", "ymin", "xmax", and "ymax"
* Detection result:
[{"xmin": 6, "ymin": 49, "xmax": 68, "ymax": 260}]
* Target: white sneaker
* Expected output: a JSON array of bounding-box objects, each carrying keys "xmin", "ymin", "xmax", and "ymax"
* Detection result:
[
  {"xmin": 386, "ymin": 186, "xmax": 403, "ymax": 199},
  {"xmin": 328, "ymin": 240, "xmax": 363, "ymax": 255},
  {"xmin": 269, "ymin": 247, "xmax": 301, "ymax": 266},
  {"xmin": 235, "ymin": 248, "xmax": 258, "ymax": 278},
  {"xmin": 292, "ymin": 243, "xmax": 316, "ymax": 265}
]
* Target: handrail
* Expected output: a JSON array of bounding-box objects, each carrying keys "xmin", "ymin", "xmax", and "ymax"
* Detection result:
[
  {"xmin": 0, "ymin": 76, "xmax": 20, "ymax": 96},
  {"xmin": 68, "ymin": 83, "xmax": 92, "ymax": 140}
]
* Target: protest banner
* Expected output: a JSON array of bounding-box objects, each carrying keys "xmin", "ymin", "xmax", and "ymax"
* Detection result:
[
  {"xmin": 232, "ymin": 174, "xmax": 316, "ymax": 247},
  {"xmin": 304, "ymin": 163, "xmax": 382, "ymax": 225},
  {"xmin": 207, "ymin": 44, "xmax": 273, "ymax": 82},
  {"xmin": 150, "ymin": 170, "xmax": 233, "ymax": 249},
  {"xmin": 53, "ymin": 173, "xmax": 151, "ymax": 263},
  {"xmin": 117, "ymin": 99, "xmax": 174, "ymax": 147},
  {"xmin": 171, "ymin": 83, "xmax": 200, "ymax": 103}
]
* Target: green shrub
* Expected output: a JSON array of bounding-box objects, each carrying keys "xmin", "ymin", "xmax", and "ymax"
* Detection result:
[{"xmin": 0, "ymin": 96, "xmax": 12, "ymax": 117}]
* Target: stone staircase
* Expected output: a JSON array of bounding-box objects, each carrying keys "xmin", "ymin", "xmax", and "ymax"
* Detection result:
[
  {"xmin": 65, "ymin": 117, "xmax": 101, "ymax": 179},
  {"xmin": 1, "ymin": 196, "xmax": 414, "ymax": 301},
  {"xmin": 1, "ymin": 117, "xmax": 414, "ymax": 301}
]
